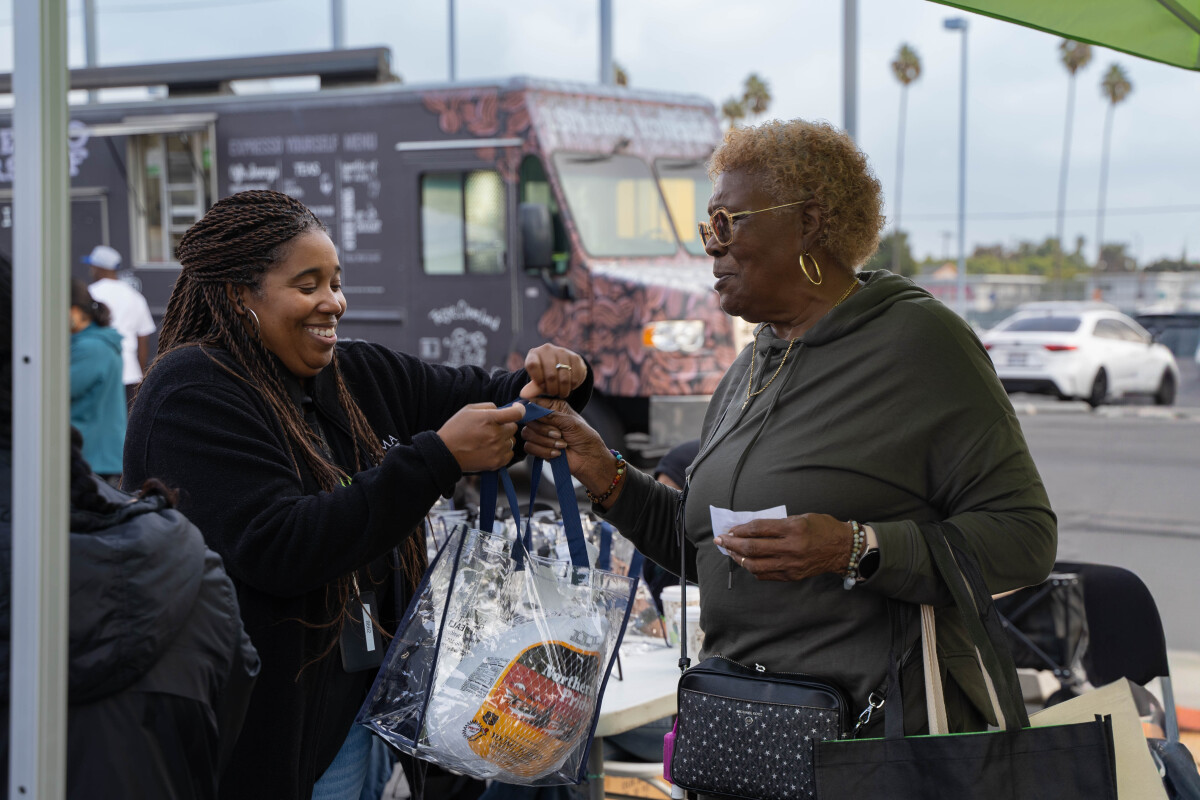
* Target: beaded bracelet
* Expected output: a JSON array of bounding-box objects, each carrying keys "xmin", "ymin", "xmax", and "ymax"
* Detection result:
[
  {"xmin": 585, "ymin": 449, "xmax": 627, "ymax": 505},
  {"xmin": 842, "ymin": 520, "xmax": 868, "ymax": 590}
]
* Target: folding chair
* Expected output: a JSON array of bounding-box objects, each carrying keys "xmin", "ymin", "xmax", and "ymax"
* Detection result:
[
  {"xmin": 995, "ymin": 570, "xmax": 1089, "ymax": 701},
  {"xmin": 1054, "ymin": 561, "xmax": 1179, "ymax": 742}
]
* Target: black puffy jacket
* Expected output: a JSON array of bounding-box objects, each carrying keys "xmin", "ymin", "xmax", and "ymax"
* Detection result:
[{"xmin": 0, "ymin": 451, "xmax": 260, "ymax": 798}]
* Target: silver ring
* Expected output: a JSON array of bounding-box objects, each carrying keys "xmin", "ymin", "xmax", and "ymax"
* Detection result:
[
  {"xmin": 555, "ymin": 363, "xmax": 572, "ymax": 371},
  {"xmin": 508, "ymin": 438, "xmax": 515, "ymax": 450},
  {"xmin": 740, "ymin": 555, "xmax": 746, "ymax": 567}
]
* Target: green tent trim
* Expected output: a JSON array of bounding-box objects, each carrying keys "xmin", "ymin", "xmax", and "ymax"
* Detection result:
[{"xmin": 929, "ymin": 0, "xmax": 1200, "ymax": 71}]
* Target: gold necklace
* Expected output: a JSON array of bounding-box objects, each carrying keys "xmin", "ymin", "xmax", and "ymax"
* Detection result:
[
  {"xmin": 743, "ymin": 279, "xmax": 860, "ymax": 407},
  {"xmin": 832, "ymin": 278, "xmax": 859, "ymax": 307}
]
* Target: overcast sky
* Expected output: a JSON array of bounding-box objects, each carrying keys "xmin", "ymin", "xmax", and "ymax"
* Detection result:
[{"xmin": 2, "ymin": 0, "xmax": 1198, "ymax": 265}]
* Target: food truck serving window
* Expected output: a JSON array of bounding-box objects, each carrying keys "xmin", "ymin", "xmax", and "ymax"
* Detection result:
[
  {"xmin": 421, "ymin": 170, "xmax": 507, "ymax": 276},
  {"xmin": 655, "ymin": 158, "xmax": 712, "ymax": 257},
  {"xmin": 552, "ymin": 153, "xmax": 676, "ymax": 258},
  {"xmin": 130, "ymin": 130, "xmax": 212, "ymax": 266}
]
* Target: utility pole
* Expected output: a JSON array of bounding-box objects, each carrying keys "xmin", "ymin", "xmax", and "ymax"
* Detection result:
[
  {"xmin": 83, "ymin": 0, "xmax": 97, "ymax": 101},
  {"xmin": 843, "ymin": 0, "xmax": 857, "ymax": 139},
  {"xmin": 448, "ymin": 0, "xmax": 457, "ymax": 81},
  {"xmin": 331, "ymin": 0, "xmax": 345, "ymax": 49},
  {"xmin": 599, "ymin": 0, "xmax": 614, "ymax": 85}
]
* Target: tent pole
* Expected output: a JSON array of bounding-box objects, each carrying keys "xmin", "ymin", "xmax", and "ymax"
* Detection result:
[{"xmin": 9, "ymin": 0, "xmax": 70, "ymax": 797}]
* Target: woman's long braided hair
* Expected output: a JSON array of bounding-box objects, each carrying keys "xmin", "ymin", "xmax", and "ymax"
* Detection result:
[{"xmin": 154, "ymin": 190, "xmax": 425, "ymax": 646}]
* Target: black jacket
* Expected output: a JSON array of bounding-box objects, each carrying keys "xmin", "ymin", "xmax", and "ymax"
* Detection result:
[
  {"xmin": 121, "ymin": 341, "xmax": 591, "ymax": 800},
  {"xmin": 0, "ymin": 451, "xmax": 260, "ymax": 799}
]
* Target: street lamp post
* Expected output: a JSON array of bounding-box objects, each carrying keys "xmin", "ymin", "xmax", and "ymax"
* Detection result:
[
  {"xmin": 843, "ymin": 0, "xmax": 858, "ymax": 140},
  {"xmin": 944, "ymin": 16, "xmax": 968, "ymax": 319},
  {"xmin": 599, "ymin": 0, "xmax": 614, "ymax": 85}
]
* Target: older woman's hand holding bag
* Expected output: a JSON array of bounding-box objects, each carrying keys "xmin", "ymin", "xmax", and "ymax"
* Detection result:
[{"xmin": 814, "ymin": 522, "xmax": 1119, "ymax": 800}]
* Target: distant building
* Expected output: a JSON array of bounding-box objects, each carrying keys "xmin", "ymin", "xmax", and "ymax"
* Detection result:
[
  {"xmin": 912, "ymin": 265, "xmax": 1045, "ymax": 328},
  {"xmin": 1093, "ymin": 272, "xmax": 1200, "ymax": 314}
]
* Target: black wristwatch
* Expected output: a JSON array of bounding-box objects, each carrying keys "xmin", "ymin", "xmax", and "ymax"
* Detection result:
[{"xmin": 857, "ymin": 547, "xmax": 881, "ymax": 581}]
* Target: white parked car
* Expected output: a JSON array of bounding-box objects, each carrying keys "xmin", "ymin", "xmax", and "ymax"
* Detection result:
[{"xmin": 982, "ymin": 303, "xmax": 1180, "ymax": 407}]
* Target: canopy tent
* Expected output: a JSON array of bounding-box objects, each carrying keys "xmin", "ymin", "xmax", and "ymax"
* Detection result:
[{"xmin": 928, "ymin": 0, "xmax": 1200, "ymax": 70}]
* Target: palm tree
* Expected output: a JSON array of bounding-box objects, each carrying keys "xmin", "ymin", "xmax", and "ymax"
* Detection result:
[
  {"xmin": 1053, "ymin": 39, "xmax": 1092, "ymax": 294},
  {"xmin": 890, "ymin": 44, "xmax": 921, "ymax": 275},
  {"xmin": 742, "ymin": 74, "xmax": 772, "ymax": 123},
  {"xmin": 1093, "ymin": 63, "xmax": 1132, "ymax": 286},
  {"xmin": 614, "ymin": 61, "xmax": 630, "ymax": 87},
  {"xmin": 721, "ymin": 97, "xmax": 746, "ymax": 130}
]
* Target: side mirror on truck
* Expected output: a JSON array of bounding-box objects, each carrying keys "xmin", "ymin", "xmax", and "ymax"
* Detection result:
[{"xmin": 519, "ymin": 202, "xmax": 574, "ymax": 301}]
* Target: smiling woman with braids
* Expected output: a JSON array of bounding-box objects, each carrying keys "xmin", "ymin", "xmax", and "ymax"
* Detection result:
[{"xmin": 122, "ymin": 190, "xmax": 591, "ymax": 800}]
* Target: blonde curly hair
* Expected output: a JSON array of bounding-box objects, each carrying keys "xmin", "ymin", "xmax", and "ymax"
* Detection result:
[{"xmin": 709, "ymin": 119, "xmax": 885, "ymax": 268}]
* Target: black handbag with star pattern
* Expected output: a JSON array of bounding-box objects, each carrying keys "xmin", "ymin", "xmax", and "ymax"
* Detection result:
[{"xmin": 669, "ymin": 654, "xmax": 852, "ymax": 800}]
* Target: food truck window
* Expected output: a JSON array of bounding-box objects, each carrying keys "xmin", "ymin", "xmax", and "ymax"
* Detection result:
[
  {"xmin": 655, "ymin": 158, "xmax": 712, "ymax": 257},
  {"xmin": 420, "ymin": 170, "xmax": 506, "ymax": 276},
  {"xmin": 129, "ymin": 131, "xmax": 211, "ymax": 265},
  {"xmin": 551, "ymin": 153, "xmax": 676, "ymax": 258},
  {"xmin": 518, "ymin": 155, "xmax": 568, "ymax": 272}
]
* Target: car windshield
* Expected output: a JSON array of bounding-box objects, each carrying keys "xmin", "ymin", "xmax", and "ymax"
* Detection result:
[
  {"xmin": 1000, "ymin": 316, "xmax": 1082, "ymax": 332},
  {"xmin": 552, "ymin": 153, "xmax": 678, "ymax": 258},
  {"xmin": 655, "ymin": 158, "xmax": 711, "ymax": 256}
]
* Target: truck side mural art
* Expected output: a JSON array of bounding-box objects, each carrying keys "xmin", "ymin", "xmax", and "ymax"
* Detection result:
[{"xmin": 0, "ymin": 51, "xmax": 738, "ymax": 453}]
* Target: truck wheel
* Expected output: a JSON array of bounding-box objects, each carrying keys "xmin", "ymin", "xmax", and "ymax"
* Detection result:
[
  {"xmin": 582, "ymin": 395, "xmax": 628, "ymax": 457},
  {"xmin": 1154, "ymin": 370, "xmax": 1177, "ymax": 406}
]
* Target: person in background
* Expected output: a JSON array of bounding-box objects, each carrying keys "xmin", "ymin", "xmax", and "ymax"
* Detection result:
[
  {"xmin": 70, "ymin": 279, "xmax": 126, "ymax": 485},
  {"xmin": 1, "ymin": 256, "xmax": 260, "ymax": 799},
  {"xmin": 524, "ymin": 119, "xmax": 1056, "ymax": 740},
  {"xmin": 643, "ymin": 438, "xmax": 701, "ymax": 612},
  {"xmin": 84, "ymin": 244, "xmax": 156, "ymax": 403},
  {"xmin": 122, "ymin": 190, "xmax": 591, "ymax": 800}
]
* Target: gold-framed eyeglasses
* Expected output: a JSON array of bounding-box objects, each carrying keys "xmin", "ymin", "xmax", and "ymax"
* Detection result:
[{"xmin": 697, "ymin": 200, "xmax": 806, "ymax": 247}]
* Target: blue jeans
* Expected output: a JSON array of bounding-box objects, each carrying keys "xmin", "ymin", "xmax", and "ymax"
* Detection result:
[{"xmin": 312, "ymin": 724, "xmax": 373, "ymax": 800}]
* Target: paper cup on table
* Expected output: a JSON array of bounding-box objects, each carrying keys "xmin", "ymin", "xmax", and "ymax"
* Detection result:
[
  {"xmin": 658, "ymin": 585, "xmax": 695, "ymax": 645},
  {"xmin": 673, "ymin": 606, "xmax": 704, "ymax": 657}
]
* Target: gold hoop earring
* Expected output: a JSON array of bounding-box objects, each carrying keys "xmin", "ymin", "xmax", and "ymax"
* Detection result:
[{"xmin": 799, "ymin": 252, "xmax": 823, "ymax": 285}]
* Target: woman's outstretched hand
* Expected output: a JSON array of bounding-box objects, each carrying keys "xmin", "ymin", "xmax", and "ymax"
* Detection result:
[
  {"xmin": 521, "ymin": 400, "xmax": 623, "ymax": 506},
  {"xmin": 519, "ymin": 345, "xmax": 587, "ymax": 400},
  {"xmin": 438, "ymin": 401, "xmax": 525, "ymax": 473},
  {"xmin": 714, "ymin": 514, "xmax": 854, "ymax": 582}
]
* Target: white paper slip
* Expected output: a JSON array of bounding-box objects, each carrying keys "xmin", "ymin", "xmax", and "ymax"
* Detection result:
[{"xmin": 709, "ymin": 505, "xmax": 788, "ymax": 555}]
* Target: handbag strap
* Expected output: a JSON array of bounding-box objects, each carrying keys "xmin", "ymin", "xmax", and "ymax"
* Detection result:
[
  {"xmin": 915, "ymin": 521, "xmax": 1031, "ymax": 732},
  {"xmin": 921, "ymin": 604, "xmax": 950, "ymax": 735}
]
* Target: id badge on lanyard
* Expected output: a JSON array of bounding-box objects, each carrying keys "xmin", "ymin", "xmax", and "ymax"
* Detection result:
[{"xmin": 340, "ymin": 571, "xmax": 385, "ymax": 672}]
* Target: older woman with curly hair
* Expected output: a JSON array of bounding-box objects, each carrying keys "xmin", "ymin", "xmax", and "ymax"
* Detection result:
[{"xmin": 523, "ymin": 119, "xmax": 1056, "ymax": 738}]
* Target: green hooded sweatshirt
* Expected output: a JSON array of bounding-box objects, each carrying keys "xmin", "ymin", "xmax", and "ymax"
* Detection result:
[{"xmin": 602, "ymin": 270, "xmax": 1056, "ymax": 733}]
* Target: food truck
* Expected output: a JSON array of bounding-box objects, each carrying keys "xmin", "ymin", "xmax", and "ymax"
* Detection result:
[{"xmin": 0, "ymin": 48, "xmax": 740, "ymax": 457}]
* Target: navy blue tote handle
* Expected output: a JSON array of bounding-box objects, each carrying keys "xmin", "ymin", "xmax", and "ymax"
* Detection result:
[{"xmin": 476, "ymin": 401, "xmax": 591, "ymax": 570}]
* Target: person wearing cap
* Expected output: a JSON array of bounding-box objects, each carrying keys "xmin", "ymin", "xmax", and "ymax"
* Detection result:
[{"xmin": 84, "ymin": 244, "xmax": 156, "ymax": 402}]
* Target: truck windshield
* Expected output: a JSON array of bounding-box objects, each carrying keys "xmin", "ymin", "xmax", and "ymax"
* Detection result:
[
  {"xmin": 552, "ymin": 153, "xmax": 677, "ymax": 257},
  {"xmin": 656, "ymin": 158, "xmax": 712, "ymax": 256}
]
